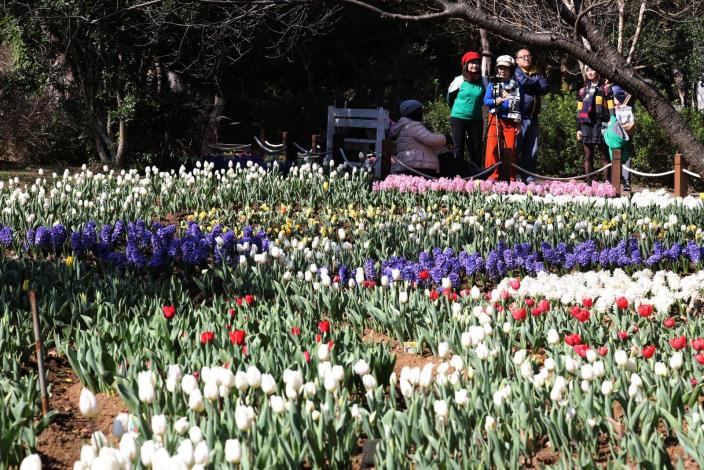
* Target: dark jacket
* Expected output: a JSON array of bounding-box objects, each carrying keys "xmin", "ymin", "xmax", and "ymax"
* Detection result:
[{"xmin": 515, "ymin": 67, "xmax": 549, "ymax": 118}]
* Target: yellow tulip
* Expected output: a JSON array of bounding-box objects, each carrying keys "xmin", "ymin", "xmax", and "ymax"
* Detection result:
[
  {"xmin": 65, "ymin": 256, "xmax": 74, "ymax": 268},
  {"xmin": 22, "ymin": 280, "xmax": 29, "ymax": 292}
]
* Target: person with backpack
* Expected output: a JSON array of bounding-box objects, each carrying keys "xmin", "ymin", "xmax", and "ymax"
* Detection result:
[
  {"xmin": 576, "ymin": 66, "xmax": 616, "ymax": 182},
  {"xmin": 483, "ymin": 55, "xmax": 524, "ymax": 181},
  {"xmin": 447, "ymin": 51, "xmax": 487, "ymax": 176},
  {"xmin": 514, "ymin": 48, "xmax": 549, "ymax": 182}
]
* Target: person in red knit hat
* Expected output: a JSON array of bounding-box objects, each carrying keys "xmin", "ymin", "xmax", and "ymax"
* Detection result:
[{"xmin": 447, "ymin": 51, "xmax": 488, "ymax": 177}]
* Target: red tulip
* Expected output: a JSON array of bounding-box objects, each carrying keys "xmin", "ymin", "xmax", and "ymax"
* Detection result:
[
  {"xmin": 670, "ymin": 336, "xmax": 688, "ymax": 350},
  {"xmin": 511, "ymin": 308, "xmax": 527, "ymax": 321},
  {"xmin": 663, "ymin": 317, "xmax": 676, "ymax": 329},
  {"xmin": 597, "ymin": 346, "xmax": 608, "ymax": 357},
  {"xmin": 509, "ymin": 278, "xmax": 521, "ymax": 290},
  {"xmin": 538, "ymin": 299, "xmax": 550, "ymax": 313},
  {"xmin": 564, "ymin": 333, "xmax": 581, "ymax": 346},
  {"xmin": 241, "ymin": 345, "xmax": 248, "ymax": 356},
  {"xmin": 531, "ymin": 307, "xmax": 543, "ymax": 317},
  {"xmin": 303, "ymin": 351, "xmax": 311, "ymax": 363},
  {"xmin": 229, "ymin": 329, "xmax": 246, "ymax": 346},
  {"xmin": 228, "ymin": 308, "xmax": 236, "ymax": 317},
  {"xmin": 617, "ymin": 330, "xmax": 629, "ymax": 341},
  {"xmin": 315, "ymin": 334, "xmax": 322, "ymax": 343},
  {"xmin": 200, "ymin": 331, "xmax": 215, "ymax": 344},
  {"xmin": 695, "ymin": 354, "xmax": 704, "ymax": 365},
  {"xmin": 193, "ymin": 371, "xmax": 200, "ymax": 380},
  {"xmin": 691, "ymin": 378, "xmax": 698, "ymax": 387},
  {"xmin": 428, "ymin": 291, "xmax": 439, "ymax": 301},
  {"xmin": 244, "ymin": 294, "xmax": 255, "ymax": 305},
  {"xmin": 318, "ymin": 320, "xmax": 331, "ymax": 334},
  {"xmin": 235, "ymin": 297, "xmax": 244, "ymax": 306},
  {"xmin": 500, "ymin": 290, "xmax": 510, "ymax": 301},
  {"xmin": 616, "ymin": 297, "xmax": 629, "ymax": 309},
  {"xmin": 641, "ymin": 345, "xmax": 656, "ymax": 358},
  {"xmin": 692, "ymin": 338, "xmax": 704, "ymax": 351},
  {"xmin": 328, "ymin": 340, "xmax": 334, "ymax": 350},
  {"xmin": 637, "ymin": 303, "xmax": 653, "ymax": 318},
  {"xmin": 362, "ymin": 280, "xmax": 376, "ymax": 288},
  {"xmin": 419, "ymin": 270, "xmax": 430, "ymax": 281},
  {"xmin": 582, "ymin": 298, "xmax": 593, "ymax": 308},
  {"xmin": 572, "ymin": 309, "xmax": 590, "ymax": 323},
  {"xmin": 525, "ymin": 298, "xmax": 535, "ymax": 307},
  {"xmin": 573, "ymin": 344, "xmax": 590, "ymax": 358},
  {"xmin": 291, "ymin": 327, "xmax": 301, "ymax": 336},
  {"xmin": 162, "ymin": 305, "xmax": 176, "ymax": 319}
]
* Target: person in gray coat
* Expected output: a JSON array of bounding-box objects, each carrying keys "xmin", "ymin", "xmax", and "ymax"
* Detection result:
[{"xmin": 389, "ymin": 100, "xmax": 448, "ymax": 177}]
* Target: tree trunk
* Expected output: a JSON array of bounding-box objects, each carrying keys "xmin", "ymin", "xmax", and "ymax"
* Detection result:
[
  {"xmin": 114, "ymin": 91, "xmax": 128, "ymax": 168},
  {"xmin": 477, "ymin": 0, "xmax": 492, "ymax": 77},
  {"xmin": 201, "ymin": 93, "xmax": 226, "ymax": 155}
]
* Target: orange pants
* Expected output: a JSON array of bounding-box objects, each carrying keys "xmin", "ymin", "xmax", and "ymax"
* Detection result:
[{"xmin": 484, "ymin": 114, "xmax": 520, "ymax": 181}]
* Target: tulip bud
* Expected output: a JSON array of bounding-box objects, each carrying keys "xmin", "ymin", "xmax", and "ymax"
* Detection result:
[
  {"xmin": 173, "ymin": 417, "xmax": 189, "ymax": 435},
  {"xmin": 225, "ymin": 439, "xmax": 242, "ymax": 464},
  {"xmin": 203, "ymin": 379, "xmax": 219, "ymax": 401},
  {"xmin": 600, "ymin": 380, "xmax": 613, "ymax": 396},
  {"xmin": 547, "ymin": 329, "xmax": 560, "ymax": 345},
  {"xmin": 270, "ymin": 395, "xmax": 286, "ymax": 414},
  {"xmin": 235, "ymin": 371, "xmax": 248, "ymax": 391},
  {"xmin": 261, "ymin": 374, "xmax": 277, "ymax": 395},
  {"xmin": 437, "ymin": 342, "xmax": 451, "ymax": 359},
  {"xmin": 434, "ymin": 399, "xmax": 449, "ymax": 422},
  {"xmin": 194, "ymin": 442, "xmax": 209, "ymax": 465},
  {"xmin": 188, "ymin": 389, "xmax": 205, "ymax": 412},
  {"xmin": 189, "ymin": 426, "xmax": 203, "ymax": 444},
  {"xmin": 20, "ymin": 454, "xmax": 42, "ymax": 470},
  {"xmin": 151, "ymin": 414, "xmax": 167, "ymax": 437},
  {"xmin": 119, "ymin": 433, "xmax": 137, "ymax": 462},
  {"xmin": 80, "ymin": 446, "xmax": 96, "ymax": 465},
  {"xmin": 181, "ymin": 374, "xmax": 198, "ymax": 396},
  {"xmin": 246, "ymin": 366, "xmax": 262, "ymax": 388},
  {"xmin": 362, "ymin": 374, "xmax": 377, "ymax": 391},
  {"xmin": 317, "ymin": 343, "xmax": 331, "ymax": 361},
  {"xmin": 140, "ymin": 440, "xmax": 158, "ymax": 467},
  {"xmin": 614, "ymin": 349, "xmax": 628, "ymax": 367},
  {"xmin": 654, "ymin": 362, "xmax": 669, "ymax": 377},
  {"xmin": 670, "ymin": 352, "xmax": 683, "ymax": 371},
  {"xmin": 353, "ymin": 359, "xmax": 370, "ymax": 376},
  {"xmin": 79, "ymin": 388, "xmax": 98, "ymax": 418}
]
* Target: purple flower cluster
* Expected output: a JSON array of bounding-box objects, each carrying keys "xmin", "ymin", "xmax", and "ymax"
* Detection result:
[
  {"xmin": 333, "ymin": 238, "xmax": 704, "ymax": 284},
  {"xmin": 19, "ymin": 220, "xmax": 269, "ymax": 270},
  {"xmin": 0, "ymin": 224, "xmax": 12, "ymax": 247}
]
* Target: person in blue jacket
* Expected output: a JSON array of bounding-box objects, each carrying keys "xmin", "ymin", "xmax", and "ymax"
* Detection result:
[{"xmin": 514, "ymin": 48, "xmax": 549, "ymax": 182}]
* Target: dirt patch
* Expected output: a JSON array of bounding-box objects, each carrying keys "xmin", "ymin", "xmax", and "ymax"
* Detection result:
[
  {"xmin": 36, "ymin": 352, "xmax": 127, "ymax": 469},
  {"xmin": 362, "ymin": 329, "xmax": 441, "ymax": 377}
]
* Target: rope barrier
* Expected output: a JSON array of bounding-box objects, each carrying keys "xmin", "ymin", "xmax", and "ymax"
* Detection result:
[
  {"xmin": 293, "ymin": 142, "xmax": 332, "ymax": 156},
  {"xmin": 463, "ymin": 162, "xmax": 502, "ymax": 180},
  {"xmin": 621, "ymin": 167, "xmax": 675, "ymax": 177},
  {"xmin": 264, "ymin": 140, "xmax": 284, "ymax": 148},
  {"xmin": 389, "ymin": 157, "xmax": 440, "ymax": 179},
  {"xmin": 684, "ymin": 169, "xmax": 702, "ymax": 179},
  {"xmin": 511, "ymin": 163, "xmax": 611, "ymax": 181},
  {"xmin": 253, "ymin": 136, "xmax": 284, "ymax": 154}
]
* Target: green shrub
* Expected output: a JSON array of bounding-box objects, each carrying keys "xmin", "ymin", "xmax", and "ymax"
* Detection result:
[{"xmin": 424, "ymin": 97, "xmax": 451, "ymax": 135}]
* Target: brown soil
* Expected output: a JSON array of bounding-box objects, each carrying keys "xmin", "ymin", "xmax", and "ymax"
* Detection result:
[
  {"xmin": 36, "ymin": 351, "xmax": 127, "ymax": 469},
  {"xmin": 362, "ymin": 329, "xmax": 441, "ymax": 377}
]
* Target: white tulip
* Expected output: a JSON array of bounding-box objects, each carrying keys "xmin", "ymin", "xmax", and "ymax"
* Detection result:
[
  {"xmin": 399, "ymin": 291, "xmax": 408, "ymax": 304},
  {"xmin": 592, "ymin": 361, "xmax": 605, "ymax": 378},
  {"xmin": 151, "ymin": 414, "xmax": 167, "ymax": 436},
  {"xmin": 173, "ymin": 417, "xmax": 189, "ymax": 435},
  {"xmin": 189, "ymin": 426, "xmax": 203, "ymax": 444},
  {"xmin": 547, "ymin": 329, "xmax": 560, "ymax": 345},
  {"xmin": 513, "ymin": 349, "xmax": 527, "ymax": 365},
  {"xmin": 437, "ymin": 341, "xmax": 451, "ymax": 359},
  {"xmin": 520, "ymin": 361, "xmax": 534, "ymax": 379},
  {"xmin": 235, "ymin": 371, "xmax": 248, "ymax": 391},
  {"xmin": 263, "ymin": 395, "xmax": 284, "ymax": 415},
  {"xmin": 225, "ymin": 439, "xmax": 242, "ymax": 464},
  {"xmin": 419, "ymin": 363, "xmax": 434, "ymax": 388},
  {"xmin": 181, "ymin": 374, "xmax": 198, "ymax": 395},
  {"xmin": 600, "ymin": 380, "xmax": 613, "ymax": 396},
  {"xmin": 484, "ymin": 416, "xmax": 497, "ymax": 432},
  {"xmin": 324, "ymin": 372, "xmax": 339, "ymax": 393},
  {"xmin": 79, "ymin": 388, "xmax": 98, "ymax": 418},
  {"xmin": 80, "ymin": 446, "xmax": 96, "ymax": 465},
  {"xmin": 475, "ymin": 343, "xmax": 489, "ymax": 360},
  {"xmin": 544, "ymin": 358, "xmax": 556, "ymax": 371},
  {"xmin": 140, "ymin": 440, "xmax": 158, "ymax": 467},
  {"xmin": 177, "ymin": 439, "xmax": 194, "ymax": 467},
  {"xmin": 317, "ymin": 343, "xmax": 331, "ymax": 361},
  {"xmin": 449, "ymin": 355, "xmax": 464, "ymax": 371},
  {"xmin": 188, "ymin": 389, "xmax": 204, "ymax": 412},
  {"xmin": 454, "ymin": 389, "xmax": 469, "ymax": 406},
  {"xmin": 261, "ymin": 374, "xmax": 277, "ymax": 395},
  {"xmin": 670, "ymin": 352, "xmax": 683, "ymax": 371},
  {"xmin": 654, "ymin": 362, "xmax": 669, "ymax": 377},
  {"xmin": 194, "ymin": 441, "xmax": 209, "ymax": 465},
  {"xmin": 246, "ymin": 366, "xmax": 262, "ymax": 388},
  {"xmin": 362, "ymin": 374, "xmax": 377, "ymax": 391},
  {"xmin": 580, "ymin": 364, "xmax": 595, "ymax": 381},
  {"xmin": 235, "ymin": 405, "xmax": 255, "ymax": 432},
  {"xmin": 151, "ymin": 448, "xmax": 171, "ymax": 470},
  {"xmin": 119, "ymin": 433, "xmax": 137, "ymax": 462},
  {"xmin": 614, "ymin": 350, "xmax": 628, "ymax": 367},
  {"xmin": 434, "ymin": 399, "xmax": 449, "ymax": 422},
  {"xmin": 353, "ymin": 359, "xmax": 370, "ymax": 376}
]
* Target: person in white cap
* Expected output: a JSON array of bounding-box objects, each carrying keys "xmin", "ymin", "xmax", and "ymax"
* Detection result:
[
  {"xmin": 389, "ymin": 99, "xmax": 448, "ymax": 177},
  {"xmin": 483, "ymin": 55, "xmax": 524, "ymax": 181}
]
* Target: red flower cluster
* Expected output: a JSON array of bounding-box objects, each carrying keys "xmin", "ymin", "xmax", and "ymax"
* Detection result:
[
  {"xmin": 663, "ymin": 317, "xmax": 676, "ymax": 329},
  {"xmin": 670, "ymin": 336, "xmax": 687, "ymax": 350},
  {"xmin": 200, "ymin": 331, "xmax": 215, "ymax": 344},
  {"xmin": 616, "ymin": 297, "xmax": 629, "ymax": 309},
  {"xmin": 570, "ymin": 305, "xmax": 590, "ymax": 323},
  {"xmin": 511, "ymin": 308, "xmax": 527, "ymax": 321},
  {"xmin": 291, "ymin": 326, "xmax": 301, "ymax": 336},
  {"xmin": 229, "ymin": 329, "xmax": 246, "ymax": 346},
  {"xmin": 419, "ymin": 270, "xmax": 430, "ymax": 281},
  {"xmin": 564, "ymin": 333, "xmax": 581, "ymax": 346},
  {"xmin": 362, "ymin": 280, "xmax": 377, "ymax": 288},
  {"xmin": 582, "ymin": 298, "xmax": 593, "ymax": 308},
  {"xmin": 691, "ymin": 338, "xmax": 704, "ymax": 351},
  {"xmin": 641, "ymin": 345, "xmax": 656, "ymax": 358},
  {"xmin": 235, "ymin": 294, "xmax": 256, "ymax": 306},
  {"xmin": 573, "ymin": 344, "xmax": 590, "ymax": 358},
  {"xmin": 162, "ymin": 305, "xmax": 176, "ymax": 319},
  {"xmin": 638, "ymin": 303, "xmax": 653, "ymax": 318},
  {"xmin": 429, "ymin": 290, "xmax": 440, "ymax": 301},
  {"xmin": 318, "ymin": 320, "xmax": 331, "ymax": 334}
]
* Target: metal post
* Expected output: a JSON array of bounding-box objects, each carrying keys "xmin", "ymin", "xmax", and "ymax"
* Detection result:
[
  {"xmin": 29, "ymin": 291, "xmax": 49, "ymax": 416},
  {"xmin": 674, "ymin": 153, "xmax": 687, "ymax": 197},
  {"xmin": 311, "ymin": 134, "xmax": 321, "ymax": 152},
  {"xmin": 611, "ymin": 149, "xmax": 621, "ymax": 196}
]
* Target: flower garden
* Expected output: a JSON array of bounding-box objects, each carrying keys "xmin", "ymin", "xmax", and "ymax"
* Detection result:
[{"xmin": 4, "ymin": 161, "xmax": 704, "ymax": 469}]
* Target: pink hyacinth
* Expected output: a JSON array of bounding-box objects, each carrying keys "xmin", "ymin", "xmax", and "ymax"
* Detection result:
[{"xmin": 372, "ymin": 175, "xmax": 617, "ymax": 198}]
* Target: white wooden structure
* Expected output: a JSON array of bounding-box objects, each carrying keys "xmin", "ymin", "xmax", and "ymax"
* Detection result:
[{"xmin": 326, "ymin": 106, "xmax": 388, "ymax": 175}]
